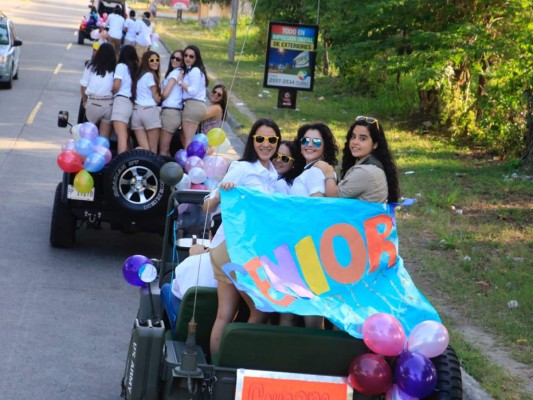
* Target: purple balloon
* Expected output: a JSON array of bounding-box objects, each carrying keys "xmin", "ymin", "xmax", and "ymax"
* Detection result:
[
  {"xmin": 94, "ymin": 136, "xmax": 110, "ymax": 148},
  {"xmin": 123, "ymin": 255, "xmax": 152, "ymax": 287},
  {"xmin": 204, "ymin": 155, "xmax": 228, "ymax": 179},
  {"xmin": 385, "ymin": 384, "xmax": 417, "ymax": 400},
  {"xmin": 407, "ymin": 320, "xmax": 449, "ymax": 358},
  {"xmin": 186, "ymin": 140, "xmax": 207, "ymax": 159},
  {"xmin": 184, "ymin": 156, "xmax": 204, "ymax": 173},
  {"xmin": 93, "ymin": 145, "xmax": 112, "ymax": 164},
  {"xmin": 79, "ymin": 122, "xmax": 99, "ymax": 142},
  {"xmin": 62, "ymin": 138, "xmax": 76, "ymax": 152},
  {"xmin": 174, "ymin": 149, "xmax": 188, "ymax": 168},
  {"xmin": 395, "ymin": 351, "xmax": 437, "ymax": 398}
]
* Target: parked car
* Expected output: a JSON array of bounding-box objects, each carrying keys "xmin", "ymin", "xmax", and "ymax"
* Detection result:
[
  {"xmin": 78, "ymin": 0, "xmax": 127, "ymax": 45},
  {"xmin": 0, "ymin": 11, "xmax": 22, "ymax": 89}
]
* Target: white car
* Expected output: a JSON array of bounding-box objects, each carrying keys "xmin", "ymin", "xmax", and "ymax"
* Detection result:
[{"xmin": 0, "ymin": 11, "xmax": 22, "ymax": 89}]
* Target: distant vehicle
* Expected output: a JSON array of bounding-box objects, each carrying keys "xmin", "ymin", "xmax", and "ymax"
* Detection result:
[
  {"xmin": 78, "ymin": 0, "xmax": 128, "ymax": 45},
  {"xmin": 0, "ymin": 11, "xmax": 23, "ymax": 89}
]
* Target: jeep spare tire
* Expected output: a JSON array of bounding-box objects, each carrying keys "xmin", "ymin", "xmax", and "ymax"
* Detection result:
[{"xmin": 104, "ymin": 150, "xmax": 169, "ymax": 215}]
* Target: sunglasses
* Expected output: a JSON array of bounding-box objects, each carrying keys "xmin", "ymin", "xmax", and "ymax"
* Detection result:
[
  {"xmin": 253, "ymin": 135, "xmax": 279, "ymax": 145},
  {"xmin": 212, "ymin": 90, "xmax": 223, "ymax": 97},
  {"xmin": 148, "ymin": 57, "xmax": 160, "ymax": 63},
  {"xmin": 274, "ymin": 153, "xmax": 294, "ymax": 164},
  {"xmin": 170, "ymin": 56, "xmax": 182, "ymax": 61},
  {"xmin": 356, "ymin": 116, "xmax": 379, "ymax": 129},
  {"xmin": 184, "ymin": 54, "xmax": 195, "ymax": 59},
  {"xmin": 300, "ymin": 137, "xmax": 323, "ymax": 148}
]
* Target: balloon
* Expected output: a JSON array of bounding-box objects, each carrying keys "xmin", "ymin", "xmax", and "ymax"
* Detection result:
[
  {"xmin": 73, "ymin": 169, "xmax": 94, "ymax": 194},
  {"xmin": 407, "ymin": 320, "xmax": 449, "ymax": 358},
  {"xmin": 177, "ymin": 203, "xmax": 189, "ymax": 214},
  {"xmin": 93, "ymin": 145, "xmax": 112, "ymax": 164},
  {"xmin": 75, "ymin": 138, "xmax": 94, "ymax": 157},
  {"xmin": 204, "ymin": 155, "xmax": 228, "ymax": 178},
  {"xmin": 90, "ymin": 29, "xmax": 100, "ymax": 40},
  {"xmin": 202, "ymin": 177, "xmax": 219, "ymax": 190},
  {"xmin": 348, "ymin": 353, "xmax": 393, "ymax": 395},
  {"xmin": 363, "ymin": 313, "xmax": 406, "ymax": 356},
  {"xmin": 175, "ymin": 173, "xmax": 191, "ymax": 190},
  {"xmin": 217, "ymin": 137, "xmax": 231, "ymax": 153},
  {"xmin": 57, "ymin": 151, "xmax": 83, "ymax": 173},
  {"xmin": 70, "ymin": 123, "xmax": 83, "ymax": 140},
  {"xmin": 188, "ymin": 167, "xmax": 207, "ymax": 184},
  {"xmin": 395, "ymin": 351, "xmax": 437, "ymax": 398},
  {"xmin": 122, "ymin": 255, "xmax": 152, "ymax": 287},
  {"xmin": 184, "ymin": 156, "xmax": 204, "ymax": 173},
  {"xmin": 138, "ymin": 263, "xmax": 157, "ymax": 283},
  {"xmin": 79, "ymin": 122, "xmax": 99, "ymax": 142},
  {"xmin": 92, "ymin": 41, "xmax": 100, "ymax": 51},
  {"xmin": 94, "ymin": 136, "xmax": 110, "ymax": 148},
  {"xmin": 207, "ymin": 128, "xmax": 226, "ymax": 147},
  {"xmin": 150, "ymin": 42, "xmax": 160, "ymax": 51},
  {"xmin": 61, "ymin": 139, "xmax": 76, "ymax": 152},
  {"xmin": 192, "ymin": 133, "xmax": 209, "ymax": 147},
  {"xmin": 83, "ymin": 152, "xmax": 106, "ymax": 173},
  {"xmin": 102, "ymin": 12, "xmax": 108, "ymax": 21},
  {"xmin": 174, "ymin": 149, "xmax": 188, "ymax": 168},
  {"xmin": 160, "ymin": 162, "xmax": 184, "ymax": 186},
  {"xmin": 186, "ymin": 140, "xmax": 207, "ymax": 159},
  {"xmin": 385, "ymin": 384, "xmax": 418, "ymax": 400},
  {"xmin": 191, "ymin": 183, "xmax": 208, "ymax": 190}
]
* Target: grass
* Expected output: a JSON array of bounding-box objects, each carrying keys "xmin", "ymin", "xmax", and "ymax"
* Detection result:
[{"xmin": 154, "ymin": 16, "xmax": 533, "ymax": 399}]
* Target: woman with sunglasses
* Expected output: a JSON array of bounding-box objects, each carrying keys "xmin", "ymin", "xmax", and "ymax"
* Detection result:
[
  {"xmin": 176, "ymin": 45, "xmax": 208, "ymax": 149},
  {"xmin": 200, "ymin": 84, "xmax": 227, "ymax": 135},
  {"xmin": 159, "ymin": 49, "xmax": 184, "ymax": 157},
  {"xmin": 111, "ymin": 45, "xmax": 139, "ymax": 154},
  {"xmin": 204, "ymin": 118, "xmax": 281, "ymax": 357},
  {"xmin": 131, "ymin": 50, "xmax": 162, "ymax": 153},
  {"xmin": 80, "ymin": 43, "xmax": 116, "ymax": 139},
  {"xmin": 272, "ymin": 140, "xmax": 298, "ymax": 194},
  {"xmin": 315, "ymin": 116, "xmax": 399, "ymax": 204}
]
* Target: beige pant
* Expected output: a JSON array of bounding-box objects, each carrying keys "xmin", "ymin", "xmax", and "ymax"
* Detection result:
[{"xmin": 135, "ymin": 44, "xmax": 149, "ymax": 59}]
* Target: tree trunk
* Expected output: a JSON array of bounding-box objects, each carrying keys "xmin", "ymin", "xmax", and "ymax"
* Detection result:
[{"xmin": 521, "ymin": 88, "xmax": 533, "ymax": 164}]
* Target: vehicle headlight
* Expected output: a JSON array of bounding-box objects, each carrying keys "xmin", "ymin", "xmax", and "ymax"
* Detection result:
[{"xmin": 0, "ymin": 55, "xmax": 6, "ymax": 65}]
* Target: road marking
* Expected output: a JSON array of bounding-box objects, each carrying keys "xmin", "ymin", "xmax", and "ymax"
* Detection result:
[
  {"xmin": 54, "ymin": 63, "xmax": 62, "ymax": 75},
  {"xmin": 67, "ymin": 43, "xmax": 72, "ymax": 50},
  {"xmin": 26, "ymin": 101, "xmax": 43, "ymax": 125}
]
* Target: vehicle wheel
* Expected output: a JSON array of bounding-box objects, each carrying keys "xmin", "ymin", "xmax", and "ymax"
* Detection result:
[
  {"xmin": 426, "ymin": 346, "xmax": 463, "ymax": 399},
  {"xmin": 77, "ymin": 30, "xmax": 84, "ymax": 45},
  {"xmin": 50, "ymin": 183, "xmax": 76, "ymax": 248},
  {"xmin": 103, "ymin": 149, "xmax": 170, "ymax": 216}
]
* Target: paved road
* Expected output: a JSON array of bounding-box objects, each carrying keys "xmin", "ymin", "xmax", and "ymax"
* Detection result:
[{"xmin": 0, "ymin": 1, "xmax": 162, "ymax": 399}]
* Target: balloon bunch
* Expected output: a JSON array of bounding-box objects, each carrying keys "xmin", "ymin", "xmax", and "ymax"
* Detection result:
[
  {"xmin": 122, "ymin": 255, "xmax": 157, "ymax": 287},
  {"xmin": 173, "ymin": 128, "xmax": 230, "ymax": 193},
  {"xmin": 56, "ymin": 122, "xmax": 112, "ymax": 194},
  {"xmin": 348, "ymin": 313, "xmax": 449, "ymax": 399}
]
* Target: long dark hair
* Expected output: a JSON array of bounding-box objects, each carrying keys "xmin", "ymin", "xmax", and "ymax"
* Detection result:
[
  {"xmin": 275, "ymin": 140, "xmax": 298, "ymax": 185},
  {"xmin": 183, "ymin": 45, "xmax": 209, "ymax": 87},
  {"xmin": 340, "ymin": 118, "xmax": 400, "ymax": 203},
  {"xmin": 88, "ymin": 43, "xmax": 116, "ymax": 77},
  {"xmin": 165, "ymin": 49, "xmax": 183, "ymax": 79},
  {"xmin": 292, "ymin": 122, "xmax": 339, "ymax": 177},
  {"xmin": 132, "ymin": 50, "xmax": 161, "ymax": 101},
  {"xmin": 240, "ymin": 118, "xmax": 281, "ymax": 163},
  {"xmin": 211, "ymin": 83, "xmax": 227, "ymax": 115},
  {"xmin": 117, "ymin": 45, "xmax": 138, "ymax": 82}
]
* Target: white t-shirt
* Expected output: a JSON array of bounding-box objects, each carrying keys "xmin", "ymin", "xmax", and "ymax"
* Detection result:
[
  {"xmin": 135, "ymin": 19, "xmax": 153, "ymax": 47},
  {"xmin": 182, "ymin": 67, "xmax": 206, "ymax": 101},
  {"xmin": 106, "ymin": 13, "xmax": 125, "ymax": 40},
  {"xmin": 134, "ymin": 72, "xmax": 158, "ymax": 106},
  {"xmin": 289, "ymin": 165, "xmax": 325, "ymax": 196},
  {"xmin": 113, "ymin": 63, "xmax": 132, "ymax": 98},
  {"xmin": 273, "ymin": 178, "xmax": 290, "ymax": 194},
  {"xmin": 80, "ymin": 67, "xmax": 114, "ymax": 96},
  {"xmin": 162, "ymin": 68, "xmax": 183, "ymax": 109},
  {"xmin": 209, "ymin": 160, "xmax": 278, "ymax": 249},
  {"xmin": 170, "ymin": 252, "xmax": 217, "ymax": 299},
  {"xmin": 123, "ymin": 18, "xmax": 137, "ymax": 42}
]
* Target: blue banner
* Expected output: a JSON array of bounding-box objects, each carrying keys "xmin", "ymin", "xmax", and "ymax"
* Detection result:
[{"xmin": 221, "ymin": 188, "xmax": 440, "ymax": 338}]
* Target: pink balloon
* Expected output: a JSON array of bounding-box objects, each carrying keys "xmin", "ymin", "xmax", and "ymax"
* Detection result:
[
  {"xmin": 204, "ymin": 155, "xmax": 228, "ymax": 178},
  {"xmin": 385, "ymin": 384, "xmax": 418, "ymax": 400},
  {"xmin": 93, "ymin": 145, "xmax": 112, "ymax": 164},
  {"xmin": 191, "ymin": 183, "xmax": 208, "ymax": 190},
  {"xmin": 407, "ymin": 320, "xmax": 449, "ymax": 358},
  {"xmin": 184, "ymin": 156, "xmax": 204, "ymax": 173},
  {"xmin": 188, "ymin": 167, "xmax": 207, "ymax": 184},
  {"xmin": 61, "ymin": 138, "xmax": 76, "ymax": 152},
  {"xmin": 362, "ymin": 313, "xmax": 406, "ymax": 356},
  {"xmin": 348, "ymin": 353, "xmax": 392, "ymax": 395}
]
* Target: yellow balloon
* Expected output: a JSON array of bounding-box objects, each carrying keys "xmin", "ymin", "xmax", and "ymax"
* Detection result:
[
  {"xmin": 92, "ymin": 41, "xmax": 100, "ymax": 51},
  {"xmin": 74, "ymin": 169, "xmax": 94, "ymax": 194},
  {"xmin": 207, "ymin": 128, "xmax": 226, "ymax": 147}
]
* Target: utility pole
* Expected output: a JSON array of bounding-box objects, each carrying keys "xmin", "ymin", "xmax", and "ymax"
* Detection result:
[{"xmin": 228, "ymin": 0, "xmax": 239, "ymax": 63}]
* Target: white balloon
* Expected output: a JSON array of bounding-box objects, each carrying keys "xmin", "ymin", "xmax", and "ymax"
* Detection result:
[
  {"xmin": 70, "ymin": 124, "xmax": 83, "ymax": 140},
  {"xmin": 188, "ymin": 167, "xmax": 207, "ymax": 184},
  {"xmin": 175, "ymin": 173, "xmax": 192, "ymax": 190},
  {"xmin": 216, "ymin": 138, "xmax": 231, "ymax": 153}
]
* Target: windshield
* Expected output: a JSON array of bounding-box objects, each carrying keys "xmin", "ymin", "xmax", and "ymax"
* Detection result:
[{"xmin": 0, "ymin": 24, "xmax": 8, "ymax": 45}]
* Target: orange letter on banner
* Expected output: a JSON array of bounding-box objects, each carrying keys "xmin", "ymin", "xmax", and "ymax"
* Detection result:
[
  {"xmin": 243, "ymin": 258, "xmax": 295, "ymax": 307},
  {"xmin": 364, "ymin": 215, "xmax": 397, "ymax": 273},
  {"xmin": 295, "ymin": 236, "xmax": 330, "ymax": 295},
  {"xmin": 320, "ymin": 223, "xmax": 366, "ymax": 284}
]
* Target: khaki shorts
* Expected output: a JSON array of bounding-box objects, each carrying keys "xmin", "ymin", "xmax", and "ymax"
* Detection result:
[
  {"xmin": 209, "ymin": 241, "xmax": 232, "ymax": 284},
  {"xmin": 161, "ymin": 108, "xmax": 182, "ymax": 133},
  {"xmin": 131, "ymin": 105, "xmax": 162, "ymax": 131},
  {"xmin": 85, "ymin": 96, "xmax": 113, "ymax": 124},
  {"xmin": 111, "ymin": 96, "xmax": 133, "ymax": 124},
  {"xmin": 182, "ymin": 99, "xmax": 207, "ymax": 124}
]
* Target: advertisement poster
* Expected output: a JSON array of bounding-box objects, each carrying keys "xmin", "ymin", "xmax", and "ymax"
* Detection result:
[{"xmin": 263, "ymin": 22, "xmax": 319, "ymax": 91}]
